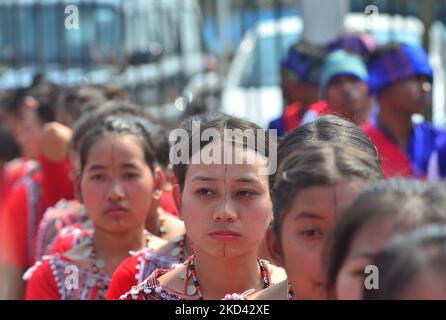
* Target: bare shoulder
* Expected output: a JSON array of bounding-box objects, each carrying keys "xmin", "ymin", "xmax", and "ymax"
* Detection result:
[
  {"xmin": 247, "ymin": 280, "xmax": 287, "ymax": 300},
  {"xmin": 162, "ymin": 213, "xmax": 186, "ymax": 241},
  {"xmin": 266, "ymin": 263, "xmax": 287, "ymax": 285}
]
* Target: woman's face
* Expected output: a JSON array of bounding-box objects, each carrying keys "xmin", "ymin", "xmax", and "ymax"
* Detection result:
[
  {"xmin": 382, "ymin": 75, "xmax": 432, "ymax": 115},
  {"xmin": 335, "ymin": 216, "xmax": 400, "ymax": 300},
  {"xmin": 80, "ymin": 134, "xmax": 158, "ymax": 233},
  {"xmin": 16, "ymin": 104, "xmax": 43, "ymax": 159},
  {"xmin": 176, "ymin": 142, "xmax": 272, "ymax": 259},
  {"xmin": 279, "ymin": 180, "xmax": 366, "ymax": 300}
]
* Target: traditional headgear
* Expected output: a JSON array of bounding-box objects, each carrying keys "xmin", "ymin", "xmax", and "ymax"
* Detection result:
[
  {"xmin": 281, "ymin": 42, "xmax": 324, "ymax": 84},
  {"xmin": 320, "ymin": 49, "xmax": 368, "ymax": 95},
  {"xmin": 367, "ymin": 43, "xmax": 433, "ymax": 96}
]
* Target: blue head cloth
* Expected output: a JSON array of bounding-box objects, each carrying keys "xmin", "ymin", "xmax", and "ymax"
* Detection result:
[
  {"xmin": 320, "ymin": 49, "xmax": 368, "ymax": 95},
  {"xmin": 367, "ymin": 43, "xmax": 433, "ymax": 96},
  {"xmin": 281, "ymin": 44, "xmax": 323, "ymax": 84}
]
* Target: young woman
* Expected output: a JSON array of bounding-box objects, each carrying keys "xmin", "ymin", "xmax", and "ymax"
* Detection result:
[
  {"xmin": 364, "ymin": 224, "xmax": 446, "ymax": 300},
  {"xmin": 121, "ymin": 117, "xmax": 286, "ymax": 300},
  {"xmin": 35, "ymin": 102, "xmax": 185, "ymax": 261},
  {"xmin": 24, "ymin": 115, "xmax": 167, "ymax": 299},
  {"xmin": 246, "ymin": 144, "xmax": 382, "ymax": 300},
  {"xmin": 106, "ymin": 112, "xmax": 231, "ymax": 300},
  {"xmin": 326, "ymin": 179, "xmax": 446, "ymax": 300}
]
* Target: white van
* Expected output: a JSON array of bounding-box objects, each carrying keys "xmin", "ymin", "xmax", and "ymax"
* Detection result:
[{"xmin": 221, "ymin": 13, "xmax": 425, "ymax": 129}]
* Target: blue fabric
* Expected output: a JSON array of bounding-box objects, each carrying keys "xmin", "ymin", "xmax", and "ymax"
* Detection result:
[
  {"xmin": 406, "ymin": 122, "xmax": 441, "ymax": 177},
  {"xmin": 320, "ymin": 50, "xmax": 368, "ymax": 94},
  {"xmin": 433, "ymin": 132, "xmax": 446, "ymax": 177},
  {"xmin": 368, "ymin": 43, "xmax": 433, "ymax": 96},
  {"xmin": 281, "ymin": 45, "xmax": 322, "ymax": 84},
  {"xmin": 268, "ymin": 117, "xmax": 285, "ymax": 137}
]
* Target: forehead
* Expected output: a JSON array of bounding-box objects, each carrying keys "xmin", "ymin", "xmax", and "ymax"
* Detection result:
[
  {"xmin": 186, "ymin": 141, "xmax": 269, "ymax": 180},
  {"xmin": 347, "ymin": 215, "xmax": 400, "ymax": 258},
  {"xmin": 289, "ymin": 180, "xmax": 367, "ymax": 219},
  {"xmin": 85, "ymin": 134, "xmax": 145, "ymax": 165}
]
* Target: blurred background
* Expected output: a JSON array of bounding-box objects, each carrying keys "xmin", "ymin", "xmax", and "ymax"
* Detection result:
[{"xmin": 0, "ymin": 0, "xmax": 445, "ymax": 128}]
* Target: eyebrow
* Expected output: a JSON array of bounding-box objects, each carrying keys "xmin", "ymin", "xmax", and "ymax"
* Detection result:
[
  {"xmin": 293, "ymin": 211, "xmax": 325, "ymax": 221},
  {"xmin": 87, "ymin": 164, "xmax": 106, "ymax": 171},
  {"xmin": 87, "ymin": 163, "xmax": 141, "ymax": 171},
  {"xmin": 122, "ymin": 163, "xmax": 140, "ymax": 170},
  {"xmin": 234, "ymin": 177, "xmax": 261, "ymax": 184},
  {"xmin": 191, "ymin": 175, "xmax": 219, "ymax": 182}
]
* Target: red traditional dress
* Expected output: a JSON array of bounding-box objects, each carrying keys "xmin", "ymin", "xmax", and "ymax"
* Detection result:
[
  {"xmin": 106, "ymin": 235, "xmax": 186, "ymax": 300},
  {"xmin": 25, "ymin": 229, "xmax": 154, "ymax": 300},
  {"xmin": 34, "ymin": 199, "xmax": 88, "ymax": 261}
]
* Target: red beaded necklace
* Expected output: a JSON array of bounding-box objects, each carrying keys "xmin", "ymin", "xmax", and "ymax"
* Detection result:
[{"xmin": 182, "ymin": 254, "xmax": 272, "ymax": 300}]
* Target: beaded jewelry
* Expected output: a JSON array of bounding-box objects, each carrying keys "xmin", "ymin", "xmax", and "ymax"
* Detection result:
[
  {"xmin": 86, "ymin": 231, "xmax": 152, "ymax": 299},
  {"xmin": 183, "ymin": 254, "xmax": 272, "ymax": 300}
]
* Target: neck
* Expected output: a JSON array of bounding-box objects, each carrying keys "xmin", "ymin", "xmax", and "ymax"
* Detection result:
[
  {"xmin": 193, "ymin": 250, "xmax": 263, "ymax": 300},
  {"xmin": 93, "ymin": 225, "xmax": 146, "ymax": 272},
  {"xmin": 145, "ymin": 207, "xmax": 162, "ymax": 237},
  {"xmin": 378, "ymin": 100, "xmax": 413, "ymax": 148}
]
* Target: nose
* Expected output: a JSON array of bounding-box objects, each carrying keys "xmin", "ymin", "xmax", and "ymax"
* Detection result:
[
  {"xmin": 212, "ymin": 195, "xmax": 237, "ymax": 223},
  {"xmin": 106, "ymin": 179, "xmax": 125, "ymax": 201}
]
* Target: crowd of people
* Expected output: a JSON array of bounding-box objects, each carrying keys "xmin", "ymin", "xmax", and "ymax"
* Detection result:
[{"xmin": 0, "ymin": 32, "xmax": 446, "ymax": 300}]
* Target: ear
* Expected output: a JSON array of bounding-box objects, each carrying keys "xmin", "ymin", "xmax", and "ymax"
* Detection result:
[
  {"xmin": 265, "ymin": 227, "xmax": 284, "ymax": 267},
  {"xmin": 167, "ymin": 164, "xmax": 177, "ymax": 186},
  {"xmin": 151, "ymin": 167, "xmax": 165, "ymax": 201},
  {"xmin": 172, "ymin": 183, "xmax": 183, "ymax": 220},
  {"xmin": 23, "ymin": 96, "xmax": 39, "ymax": 111}
]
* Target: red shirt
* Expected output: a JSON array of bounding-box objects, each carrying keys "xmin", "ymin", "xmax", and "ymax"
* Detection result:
[
  {"xmin": 39, "ymin": 155, "xmax": 74, "ymax": 206},
  {"xmin": 106, "ymin": 249, "xmax": 181, "ymax": 300},
  {"xmin": 160, "ymin": 191, "xmax": 178, "ymax": 217},
  {"xmin": 1, "ymin": 168, "xmax": 48, "ymax": 269},
  {"xmin": 362, "ymin": 121, "xmax": 413, "ymax": 178}
]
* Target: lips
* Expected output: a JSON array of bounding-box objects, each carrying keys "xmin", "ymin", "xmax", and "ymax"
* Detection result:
[
  {"xmin": 209, "ymin": 230, "xmax": 240, "ymax": 241},
  {"xmin": 105, "ymin": 204, "xmax": 128, "ymax": 216}
]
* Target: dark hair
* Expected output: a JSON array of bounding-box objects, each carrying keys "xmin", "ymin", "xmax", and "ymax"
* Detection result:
[
  {"xmin": 72, "ymin": 101, "xmax": 169, "ymax": 171},
  {"xmin": 71, "ymin": 101, "xmax": 145, "ymax": 151},
  {"xmin": 2, "ymin": 87, "xmax": 29, "ymax": 117},
  {"xmin": 79, "ymin": 115, "xmax": 158, "ymax": 174},
  {"xmin": 272, "ymin": 115, "xmax": 381, "ymax": 188},
  {"xmin": 172, "ymin": 116, "xmax": 276, "ymax": 191},
  {"xmin": 364, "ymin": 224, "xmax": 446, "ymax": 300},
  {"xmin": 271, "ymin": 144, "xmax": 383, "ymax": 237},
  {"xmin": 71, "ymin": 101, "xmax": 167, "ymax": 167},
  {"xmin": 0, "ymin": 124, "xmax": 21, "ymax": 162},
  {"xmin": 177, "ymin": 111, "xmax": 230, "ymax": 134},
  {"xmin": 325, "ymin": 179, "xmax": 446, "ymax": 297},
  {"xmin": 58, "ymin": 86, "xmax": 106, "ymax": 124},
  {"xmin": 23, "ymin": 83, "xmax": 60, "ymax": 123}
]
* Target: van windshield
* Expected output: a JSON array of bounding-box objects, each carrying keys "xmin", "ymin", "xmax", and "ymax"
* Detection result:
[
  {"xmin": 0, "ymin": 3, "xmax": 123, "ymax": 67},
  {"xmin": 240, "ymin": 32, "xmax": 300, "ymax": 88}
]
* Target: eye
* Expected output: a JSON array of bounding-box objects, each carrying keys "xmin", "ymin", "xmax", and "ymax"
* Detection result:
[
  {"xmin": 235, "ymin": 190, "xmax": 256, "ymax": 198},
  {"xmin": 124, "ymin": 172, "xmax": 139, "ymax": 179},
  {"xmin": 196, "ymin": 188, "xmax": 214, "ymax": 197},
  {"xmin": 299, "ymin": 229, "xmax": 323, "ymax": 238},
  {"xmin": 91, "ymin": 174, "xmax": 105, "ymax": 181}
]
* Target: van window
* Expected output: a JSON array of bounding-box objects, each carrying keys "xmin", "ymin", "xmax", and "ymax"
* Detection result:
[{"xmin": 240, "ymin": 32, "xmax": 300, "ymax": 87}]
